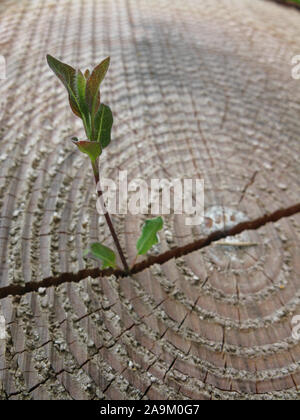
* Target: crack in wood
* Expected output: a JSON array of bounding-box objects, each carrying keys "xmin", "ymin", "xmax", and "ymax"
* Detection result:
[
  {"xmin": 239, "ymin": 171, "xmax": 258, "ymax": 204},
  {"xmin": 0, "ymin": 202, "xmax": 299, "ymax": 301}
]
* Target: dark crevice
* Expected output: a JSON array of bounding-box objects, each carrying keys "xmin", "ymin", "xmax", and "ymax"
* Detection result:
[
  {"xmin": 6, "ymin": 368, "xmax": 70, "ymax": 399},
  {"xmin": 0, "ymin": 202, "xmax": 299, "ymax": 300},
  {"xmin": 239, "ymin": 171, "xmax": 258, "ymax": 204},
  {"xmin": 132, "ymin": 202, "xmax": 300, "ymax": 272}
]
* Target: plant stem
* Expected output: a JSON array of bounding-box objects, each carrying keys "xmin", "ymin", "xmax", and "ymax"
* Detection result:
[{"xmin": 91, "ymin": 159, "xmax": 130, "ymax": 273}]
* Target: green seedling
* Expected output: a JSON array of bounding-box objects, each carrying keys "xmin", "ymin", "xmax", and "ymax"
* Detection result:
[
  {"xmin": 47, "ymin": 55, "xmax": 164, "ymax": 272},
  {"xmin": 137, "ymin": 217, "xmax": 163, "ymax": 255},
  {"xmin": 83, "ymin": 243, "xmax": 117, "ymax": 269}
]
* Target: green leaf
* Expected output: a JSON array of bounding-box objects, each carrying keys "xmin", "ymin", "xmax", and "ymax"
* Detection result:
[
  {"xmin": 136, "ymin": 217, "xmax": 164, "ymax": 255},
  {"xmin": 94, "ymin": 103, "xmax": 113, "ymax": 147},
  {"xmin": 75, "ymin": 70, "xmax": 90, "ymax": 121},
  {"xmin": 86, "ymin": 57, "xmax": 110, "ymax": 115},
  {"xmin": 84, "ymin": 242, "xmax": 116, "ymax": 269},
  {"xmin": 68, "ymin": 95, "xmax": 81, "ymax": 118},
  {"xmin": 72, "ymin": 139, "xmax": 101, "ymax": 162},
  {"xmin": 46, "ymin": 54, "xmax": 81, "ymax": 117},
  {"xmin": 46, "ymin": 54, "xmax": 76, "ymax": 90}
]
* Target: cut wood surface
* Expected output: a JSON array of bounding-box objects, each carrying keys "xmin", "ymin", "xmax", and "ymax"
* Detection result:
[{"xmin": 0, "ymin": 0, "xmax": 300, "ymax": 400}]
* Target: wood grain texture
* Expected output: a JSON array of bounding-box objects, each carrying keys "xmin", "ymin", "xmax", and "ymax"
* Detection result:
[{"xmin": 0, "ymin": 0, "xmax": 300, "ymax": 400}]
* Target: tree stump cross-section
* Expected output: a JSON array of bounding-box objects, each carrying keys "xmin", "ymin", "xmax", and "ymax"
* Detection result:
[{"xmin": 0, "ymin": 0, "xmax": 300, "ymax": 400}]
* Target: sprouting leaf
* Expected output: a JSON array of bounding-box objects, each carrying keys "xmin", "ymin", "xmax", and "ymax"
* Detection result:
[
  {"xmin": 46, "ymin": 54, "xmax": 76, "ymax": 91},
  {"xmin": 75, "ymin": 70, "xmax": 89, "ymax": 121},
  {"xmin": 84, "ymin": 242, "xmax": 116, "ymax": 269},
  {"xmin": 72, "ymin": 139, "xmax": 101, "ymax": 162},
  {"xmin": 136, "ymin": 217, "xmax": 164, "ymax": 255},
  {"xmin": 86, "ymin": 56, "xmax": 110, "ymax": 115},
  {"xmin": 46, "ymin": 54, "xmax": 81, "ymax": 117},
  {"xmin": 94, "ymin": 103, "xmax": 113, "ymax": 147},
  {"xmin": 68, "ymin": 95, "xmax": 81, "ymax": 118},
  {"xmin": 47, "ymin": 55, "xmax": 112, "ymax": 142}
]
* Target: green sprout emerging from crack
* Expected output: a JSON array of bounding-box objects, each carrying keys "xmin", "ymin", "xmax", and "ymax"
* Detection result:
[{"xmin": 47, "ymin": 54, "xmax": 163, "ymax": 272}]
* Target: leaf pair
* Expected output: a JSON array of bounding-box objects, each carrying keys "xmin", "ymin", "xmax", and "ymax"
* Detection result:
[
  {"xmin": 46, "ymin": 54, "xmax": 113, "ymax": 157},
  {"xmin": 85, "ymin": 58, "xmax": 110, "ymax": 117},
  {"xmin": 84, "ymin": 217, "xmax": 164, "ymax": 269}
]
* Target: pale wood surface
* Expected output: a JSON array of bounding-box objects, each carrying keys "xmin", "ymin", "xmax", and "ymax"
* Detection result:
[{"xmin": 0, "ymin": 0, "xmax": 300, "ymax": 400}]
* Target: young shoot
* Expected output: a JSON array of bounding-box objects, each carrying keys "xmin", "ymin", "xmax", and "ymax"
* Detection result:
[{"xmin": 46, "ymin": 54, "xmax": 164, "ymax": 272}]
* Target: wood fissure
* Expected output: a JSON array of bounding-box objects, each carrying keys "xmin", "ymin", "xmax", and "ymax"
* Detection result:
[
  {"xmin": 0, "ymin": 202, "xmax": 299, "ymax": 300},
  {"xmin": 1, "ymin": 0, "xmax": 300, "ymax": 400}
]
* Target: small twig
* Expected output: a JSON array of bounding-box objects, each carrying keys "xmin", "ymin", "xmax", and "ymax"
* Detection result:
[{"xmin": 91, "ymin": 159, "xmax": 130, "ymax": 273}]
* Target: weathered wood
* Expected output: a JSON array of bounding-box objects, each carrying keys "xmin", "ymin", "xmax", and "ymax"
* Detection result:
[{"xmin": 0, "ymin": 0, "xmax": 300, "ymax": 400}]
